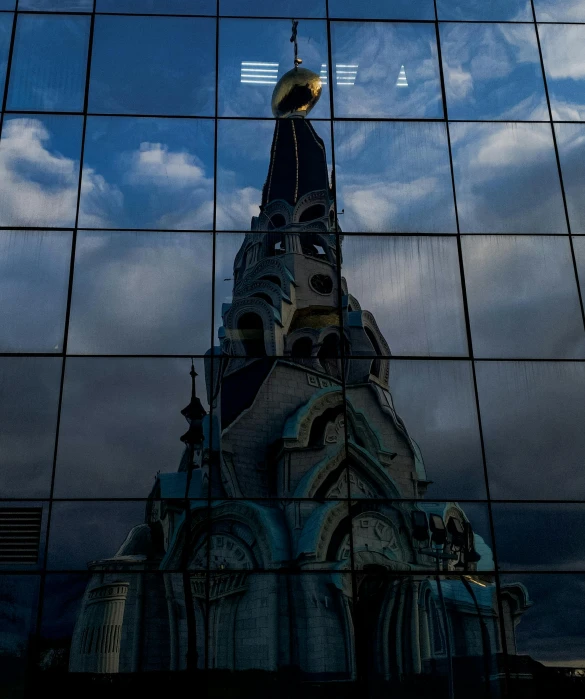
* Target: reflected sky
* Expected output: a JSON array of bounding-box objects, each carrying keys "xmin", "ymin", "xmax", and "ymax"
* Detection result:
[
  {"xmin": 0, "ymin": 230, "xmax": 71, "ymax": 353},
  {"xmin": 7, "ymin": 14, "xmax": 89, "ymax": 112},
  {"xmin": 219, "ymin": 18, "xmax": 329, "ymax": 119},
  {"xmin": 539, "ymin": 24, "xmax": 585, "ymax": 121},
  {"xmin": 476, "ymin": 361, "xmax": 585, "ymax": 500},
  {"xmin": 329, "ymin": 0, "xmax": 434, "ymax": 19},
  {"xmin": 388, "ymin": 359, "xmax": 487, "ymax": 499},
  {"xmin": 47, "ymin": 501, "xmax": 146, "ymax": 570},
  {"xmin": 89, "ymin": 16, "xmax": 215, "ymax": 116},
  {"xmin": 54, "ymin": 358, "xmax": 206, "ymax": 498},
  {"xmin": 493, "ymin": 504, "xmax": 585, "ymax": 571},
  {"xmin": 450, "ymin": 122, "xmax": 567, "ymax": 233},
  {"xmin": 0, "ymin": 115, "xmax": 83, "ymax": 228},
  {"xmin": 216, "ymin": 119, "xmax": 331, "ymax": 231},
  {"xmin": 437, "ymin": 0, "xmax": 532, "ymax": 20},
  {"xmin": 68, "ymin": 232, "xmax": 213, "ymax": 355},
  {"xmin": 440, "ymin": 23, "xmax": 547, "ymax": 120},
  {"xmin": 462, "ymin": 236, "xmax": 585, "ymax": 358},
  {"xmin": 0, "ymin": 13, "xmax": 11, "ymax": 99},
  {"xmin": 79, "ymin": 117, "xmax": 214, "ymax": 230},
  {"xmin": 97, "ymin": 0, "xmax": 215, "ymax": 12},
  {"xmin": 334, "ymin": 121, "xmax": 456, "ymax": 233},
  {"xmin": 331, "ymin": 21, "xmax": 442, "ymax": 118},
  {"xmin": 555, "ymin": 124, "xmax": 585, "ymax": 233},
  {"xmin": 501, "ymin": 574, "xmax": 585, "ymax": 667},
  {"xmin": 534, "ymin": 0, "xmax": 585, "ymax": 22},
  {"xmin": 342, "ymin": 236, "xmax": 467, "ymax": 356},
  {"xmin": 221, "ymin": 0, "xmax": 325, "ymax": 17},
  {"xmin": 20, "ymin": 0, "xmax": 92, "ymax": 8},
  {"xmin": 575, "ymin": 237, "xmax": 585, "ymax": 292},
  {"xmin": 0, "ymin": 358, "xmax": 61, "ymax": 498}
]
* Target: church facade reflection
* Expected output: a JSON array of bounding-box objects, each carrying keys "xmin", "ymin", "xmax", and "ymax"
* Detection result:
[{"xmin": 66, "ymin": 53, "xmax": 530, "ymax": 695}]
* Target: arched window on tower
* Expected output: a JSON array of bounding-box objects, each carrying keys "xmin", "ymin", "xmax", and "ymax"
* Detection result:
[
  {"xmin": 365, "ymin": 327, "xmax": 382, "ymax": 379},
  {"xmin": 237, "ymin": 313, "xmax": 266, "ymax": 356},
  {"xmin": 266, "ymin": 232, "xmax": 285, "ymax": 257},
  {"xmin": 318, "ymin": 334, "xmax": 341, "ymax": 379},
  {"xmin": 299, "ymin": 203, "xmax": 325, "ymax": 223},
  {"xmin": 291, "ymin": 336, "xmax": 313, "ymax": 367}
]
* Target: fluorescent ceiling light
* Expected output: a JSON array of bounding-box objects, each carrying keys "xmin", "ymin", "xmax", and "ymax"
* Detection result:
[
  {"xmin": 335, "ymin": 63, "xmax": 358, "ymax": 86},
  {"xmin": 240, "ymin": 61, "xmax": 279, "ymax": 85},
  {"xmin": 396, "ymin": 65, "xmax": 408, "ymax": 87}
]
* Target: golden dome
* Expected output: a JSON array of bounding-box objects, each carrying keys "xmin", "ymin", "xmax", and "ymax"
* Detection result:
[{"xmin": 271, "ymin": 67, "xmax": 322, "ymax": 118}]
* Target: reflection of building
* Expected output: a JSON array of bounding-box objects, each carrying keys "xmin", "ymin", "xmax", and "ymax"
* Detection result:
[{"xmin": 68, "ymin": 63, "xmax": 530, "ymax": 690}]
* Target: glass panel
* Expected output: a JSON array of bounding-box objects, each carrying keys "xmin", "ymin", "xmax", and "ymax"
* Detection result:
[
  {"xmin": 555, "ymin": 123, "xmax": 585, "ymax": 233},
  {"xmin": 0, "ymin": 0, "xmax": 14, "ymax": 9},
  {"xmin": 0, "ymin": 230, "xmax": 71, "ymax": 353},
  {"xmin": 0, "ymin": 575, "xmax": 39, "ymax": 699},
  {"xmin": 352, "ymin": 501, "xmax": 494, "ymax": 572},
  {"xmin": 386, "ymin": 360, "xmax": 487, "ymax": 500},
  {"xmin": 450, "ymin": 122, "xmax": 567, "ymax": 233},
  {"xmin": 0, "ymin": 115, "xmax": 83, "ymax": 228},
  {"xmin": 534, "ymin": 0, "xmax": 585, "ymax": 21},
  {"xmin": 196, "ymin": 500, "xmax": 351, "ymax": 571},
  {"xmin": 0, "ymin": 13, "xmax": 12, "ymax": 99},
  {"xmin": 437, "ymin": 0, "xmax": 532, "ymax": 20},
  {"xmin": 329, "ymin": 0, "xmax": 434, "ymax": 19},
  {"xmin": 97, "ymin": 0, "xmax": 216, "ymax": 12},
  {"xmin": 54, "ymin": 357, "xmax": 207, "ymax": 498},
  {"xmin": 440, "ymin": 23, "xmax": 547, "ymax": 120},
  {"xmin": 499, "ymin": 573, "xmax": 585, "ymax": 690},
  {"xmin": 539, "ymin": 24, "xmax": 585, "ymax": 121},
  {"xmin": 7, "ymin": 14, "xmax": 89, "ymax": 112},
  {"xmin": 216, "ymin": 358, "xmax": 344, "ymax": 498},
  {"xmin": 216, "ymin": 118, "xmax": 332, "ymax": 231},
  {"xmin": 214, "ymin": 230, "xmax": 341, "ymax": 360},
  {"xmin": 89, "ymin": 16, "xmax": 215, "ymax": 116},
  {"xmin": 334, "ymin": 122, "xmax": 456, "ymax": 233},
  {"xmin": 220, "ymin": 0, "xmax": 326, "ymax": 17},
  {"xmin": 38, "ymin": 573, "xmax": 202, "ymax": 677},
  {"xmin": 343, "ymin": 236, "xmax": 467, "ymax": 356},
  {"xmin": 206, "ymin": 573, "xmax": 354, "ymax": 689},
  {"xmin": 330, "ymin": 21, "xmax": 443, "ymax": 119},
  {"xmin": 493, "ymin": 504, "xmax": 585, "ymax": 571},
  {"xmin": 19, "ymin": 0, "xmax": 92, "ymax": 9},
  {"xmin": 476, "ymin": 361, "xmax": 585, "ymax": 500},
  {"xmin": 462, "ymin": 236, "xmax": 585, "ymax": 358},
  {"xmin": 67, "ymin": 231, "xmax": 213, "ymax": 355},
  {"xmin": 356, "ymin": 572, "xmax": 503, "ymax": 696},
  {"xmin": 0, "ymin": 358, "xmax": 61, "ymax": 498},
  {"xmin": 47, "ymin": 501, "xmax": 155, "ymax": 570},
  {"xmin": 219, "ymin": 18, "xmax": 329, "ymax": 118},
  {"xmin": 79, "ymin": 117, "xmax": 214, "ymax": 230}
]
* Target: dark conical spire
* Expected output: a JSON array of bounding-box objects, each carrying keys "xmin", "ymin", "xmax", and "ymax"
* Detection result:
[{"xmin": 261, "ymin": 119, "xmax": 331, "ymax": 208}]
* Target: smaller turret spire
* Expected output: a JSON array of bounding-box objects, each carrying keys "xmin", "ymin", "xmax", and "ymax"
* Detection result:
[{"xmin": 180, "ymin": 359, "xmax": 206, "ymax": 447}]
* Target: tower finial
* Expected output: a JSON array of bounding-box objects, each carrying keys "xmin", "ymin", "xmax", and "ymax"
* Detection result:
[
  {"xmin": 290, "ymin": 19, "xmax": 302, "ymax": 68},
  {"xmin": 189, "ymin": 357, "xmax": 197, "ymax": 402}
]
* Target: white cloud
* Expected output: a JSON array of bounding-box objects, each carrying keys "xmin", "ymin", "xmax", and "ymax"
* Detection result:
[
  {"xmin": 216, "ymin": 185, "xmax": 262, "ymax": 231},
  {"xmin": 0, "ymin": 119, "xmax": 79, "ymax": 226},
  {"xmin": 540, "ymin": 24, "xmax": 585, "ymax": 80},
  {"xmin": 125, "ymin": 142, "xmax": 207, "ymax": 185}
]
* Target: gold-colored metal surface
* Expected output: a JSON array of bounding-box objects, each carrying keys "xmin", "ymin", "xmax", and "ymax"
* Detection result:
[{"xmin": 271, "ymin": 67, "xmax": 322, "ymax": 118}]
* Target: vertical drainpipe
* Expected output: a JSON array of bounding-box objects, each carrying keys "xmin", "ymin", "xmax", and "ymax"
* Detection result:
[
  {"xmin": 411, "ymin": 581, "xmax": 422, "ymax": 674},
  {"xmin": 164, "ymin": 573, "xmax": 179, "ymax": 671},
  {"xmin": 130, "ymin": 573, "xmax": 144, "ymax": 672}
]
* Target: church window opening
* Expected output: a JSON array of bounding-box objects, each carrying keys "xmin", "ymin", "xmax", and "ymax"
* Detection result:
[
  {"xmin": 310, "ymin": 274, "xmax": 333, "ymax": 295},
  {"xmin": 291, "ymin": 336, "xmax": 313, "ymax": 358},
  {"xmin": 237, "ymin": 312, "xmax": 266, "ymax": 356},
  {"xmin": 299, "ymin": 203, "xmax": 325, "ymax": 222}
]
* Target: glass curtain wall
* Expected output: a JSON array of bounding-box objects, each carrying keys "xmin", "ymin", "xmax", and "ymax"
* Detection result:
[{"xmin": 0, "ymin": 1, "xmax": 584, "ymax": 698}]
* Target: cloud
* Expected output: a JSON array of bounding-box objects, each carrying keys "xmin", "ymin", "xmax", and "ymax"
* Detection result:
[
  {"xmin": 125, "ymin": 142, "xmax": 207, "ymax": 185},
  {"xmin": 540, "ymin": 24, "xmax": 585, "ymax": 80}
]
